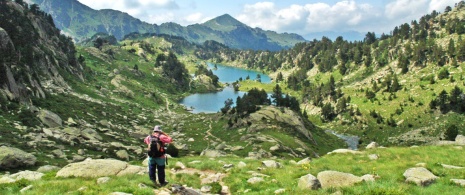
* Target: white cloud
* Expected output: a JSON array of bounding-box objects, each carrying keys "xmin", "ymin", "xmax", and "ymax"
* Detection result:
[
  {"xmin": 183, "ymin": 12, "xmax": 211, "ymax": 24},
  {"xmin": 237, "ymin": 1, "xmax": 380, "ymax": 34}
]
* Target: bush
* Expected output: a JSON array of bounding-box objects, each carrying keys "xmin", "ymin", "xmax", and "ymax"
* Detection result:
[{"xmin": 445, "ymin": 124, "xmax": 459, "ymax": 141}]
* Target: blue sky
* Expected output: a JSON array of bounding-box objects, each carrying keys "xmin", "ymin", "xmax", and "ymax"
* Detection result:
[{"xmin": 77, "ymin": 0, "xmax": 462, "ymax": 39}]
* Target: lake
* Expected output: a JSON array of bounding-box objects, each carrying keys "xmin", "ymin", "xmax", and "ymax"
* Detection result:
[{"xmin": 179, "ymin": 63, "xmax": 271, "ymax": 113}]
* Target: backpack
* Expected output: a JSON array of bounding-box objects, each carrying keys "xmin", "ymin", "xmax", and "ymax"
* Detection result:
[{"xmin": 147, "ymin": 135, "xmax": 165, "ymax": 158}]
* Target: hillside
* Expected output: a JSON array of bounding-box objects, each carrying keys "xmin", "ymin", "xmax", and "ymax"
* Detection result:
[
  {"xmin": 196, "ymin": 2, "xmax": 465, "ymax": 147},
  {"xmin": 25, "ymin": 0, "xmax": 306, "ymax": 51},
  {"xmin": 0, "ymin": 0, "xmax": 343, "ymax": 177}
]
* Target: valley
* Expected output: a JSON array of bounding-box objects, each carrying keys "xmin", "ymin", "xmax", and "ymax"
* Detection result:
[{"xmin": 1, "ymin": 0, "xmax": 465, "ymax": 194}]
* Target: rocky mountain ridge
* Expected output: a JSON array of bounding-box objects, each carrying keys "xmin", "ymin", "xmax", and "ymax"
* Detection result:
[{"xmin": 25, "ymin": 0, "xmax": 306, "ymax": 51}]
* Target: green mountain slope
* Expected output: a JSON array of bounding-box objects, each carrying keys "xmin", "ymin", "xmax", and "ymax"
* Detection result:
[
  {"xmin": 195, "ymin": 2, "xmax": 465, "ymax": 146},
  {"xmin": 25, "ymin": 0, "xmax": 306, "ymax": 50}
]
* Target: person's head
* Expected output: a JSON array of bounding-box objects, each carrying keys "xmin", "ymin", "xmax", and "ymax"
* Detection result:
[{"xmin": 153, "ymin": 125, "xmax": 162, "ymax": 134}]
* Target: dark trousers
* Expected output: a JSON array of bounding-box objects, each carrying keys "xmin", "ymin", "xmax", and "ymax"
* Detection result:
[{"xmin": 149, "ymin": 163, "xmax": 165, "ymax": 184}]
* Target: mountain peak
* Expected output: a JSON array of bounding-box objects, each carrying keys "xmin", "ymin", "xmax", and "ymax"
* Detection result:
[{"xmin": 203, "ymin": 14, "xmax": 244, "ymax": 32}]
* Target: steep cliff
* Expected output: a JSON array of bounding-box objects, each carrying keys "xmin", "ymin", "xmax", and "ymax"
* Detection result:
[{"xmin": 0, "ymin": 1, "xmax": 83, "ymax": 102}]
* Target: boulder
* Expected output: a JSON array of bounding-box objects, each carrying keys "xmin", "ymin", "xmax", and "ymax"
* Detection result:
[
  {"xmin": 0, "ymin": 146, "xmax": 37, "ymax": 169},
  {"xmin": 238, "ymin": 161, "xmax": 247, "ymax": 168},
  {"xmin": 200, "ymin": 150, "xmax": 224, "ymax": 158},
  {"xmin": 262, "ymin": 160, "xmax": 282, "ymax": 168},
  {"xmin": 56, "ymin": 159, "xmax": 145, "ymax": 178},
  {"xmin": 81, "ymin": 128, "xmax": 102, "ymax": 141},
  {"xmin": 247, "ymin": 177, "xmax": 264, "ymax": 184},
  {"xmin": 298, "ymin": 174, "xmax": 321, "ymax": 190},
  {"xmin": 368, "ymin": 154, "xmax": 379, "ymax": 160},
  {"xmin": 327, "ymin": 149, "xmax": 363, "ymax": 155},
  {"xmin": 297, "ymin": 157, "xmax": 311, "ymax": 165},
  {"xmin": 317, "ymin": 171, "xmax": 363, "ymax": 189},
  {"xmin": 116, "ymin": 150, "xmax": 129, "ymax": 161},
  {"xmin": 361, "ymin": 174, "xmax": 378, "ymax": 182},
  {"xmin": 451, "ymin": 179, "xmax": 465, "ymax": 187},
  {"xmin": 11, "ymin": 170, "xmax": 44, "ymax": 180},
  {"xmin": 366, "ymin": 142, "xmax": 378, "ymax": 149},
  {"xmin": 403, "ymin": 167, "xmax": 438, "ymax": 186},
  {"xmin": 97, "ymin": 177, "xmax": 111, "ymax": 184},
  {"xmin": 456, "ymin": 135, "xmax": 465, "ymax": 145},
  {"xmin": 175, "ymin": 162, "xmax": 186, "ymax": 170},
  {"xmin": 441, "ymin": 164, "xmax": 464, "ymax": 169},
  {"xmin": 36, "ymin": 165, "xmax": 61, "ymax": 173},
  {"xmin": 38, "ymin": 110, "xmax": 62, "ymax": 128}
]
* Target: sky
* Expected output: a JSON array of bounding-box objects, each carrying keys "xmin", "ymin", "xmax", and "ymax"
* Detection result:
[{"xmin": 77, "ymin": 0, "xmax": 463, "ymax": 39}]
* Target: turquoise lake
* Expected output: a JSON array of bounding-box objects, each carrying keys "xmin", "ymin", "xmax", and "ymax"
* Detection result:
[{"xmin": 179, "ymin": 63, "xmax": 271, "ymax": 113}]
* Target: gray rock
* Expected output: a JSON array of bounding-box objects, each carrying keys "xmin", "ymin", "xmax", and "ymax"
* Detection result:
[
  {"xmin": 269, "ymin": 145, "xmax": 280, "ymax": 151},
  {"xmin": 175, "ymin": 161, "xmax": 186, "ymax": 170},
  {"xmin": 317, "ymin": 171, "xmax": 362, "ymax": 189},
  {"xmin": 200, "ymin": 185, "xmax": 212, "ymax": 193},
  {"xmin": 223, "ymin": 164, "xmax": 234, "ymax": 169},
  {"xmin": 247, "ymin": 177, "xmax": 264, "ymax": 184},
  {"xmin": 230, "ymin": 146, "xmax": 244, "ymax": 151},
  {"xmin": 456, "ymin": 135, "xmax": 465, "ymax": 145},
  {"xmin": 38, "ymin": 110, "xmax": 62, "ymax": 128},
  {"xmin": 262, "ymin": 160, "xmax": 282, "ymax": 168},
  {"xmin": 451, "ymin": 179, "xmax": 465, "ymax": 187},
  {"xmin": 361, "ymin": 174, "xmax": 378, "ymax": 182},
  {"xmin": 368, "ymin": 154, "xmax": 379, "ymax": 160},
  {"xmin": 56, "ymin": 159, "xmax": 145, "ymax": 178},
  {"xmin": 403, "ymin": 167, "xmax": 438, "ymax": 186},
  {"xmin": 297, "ymin": 157, "xmax": 311, "ymax": 165},
  {"xmin": 81, "ymin": 128, "xmax": 102, "ymax": 141},
  {"xmin": 327, "ymin": 149, "xmax": 363, "ymax": 155},
  {"xmin": 37, "ymin": 165, "xmax": 61, "ymax": 173},
  {"xmin": 9, "ymin": 170, "xmax": 44, "ymax": 181},
  {"xmin": 116, "ymin": 150, "xmax": 129, "ymax": 161},
  {"xmin": 441, "ymin": 164, "xmax": 464, "ymax": 169},
  {"xmin": 109, "ymin": 192, "xmax": 133, "ymax": 195},
  {"xmin": 20, "ymin": 185, "xmax": 33, "ymax": 193},
  {"xmin": 0, "ymin": 146, "xmax": 37, "ymax": 169},
  {"xmin": 215, "ymin": 143, "xmax": 227, "ymax": 150},
  {"xmin": 274, "ymin": 188, "xmax": 286, "ymax": 194},
  {"xmin": 73, "ymin": 155, "xmax": 86, "ymax": 162},
  {"xmin": 366, "ymin": 142, "xmax": 378, "ymax": 149},
  {"xmin": 200, "ymin": 150, "xmax": 224, "ymax": 158},
  {"xmin": 238, "ymin": 161, "xmax": 247, "ymax": 168},
  {"xmin": 97, "ymin": 177, "xmax": 111, "ymax": 184},
  {"xmin": 298, "ymin": 174, "xmax": 321, "ymax": 190}
]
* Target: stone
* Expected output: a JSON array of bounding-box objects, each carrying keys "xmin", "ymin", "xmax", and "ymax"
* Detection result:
[
  {"xmin": 274, "ymin": 188, "xmax": 286, "ymax": 194},
  {"xmin": 368, "ymin": 154, "xmax": 379, "ymax": 160},
  {"xmin": 262, "ymin": 160, "xmax": 282, "ymax": 168},
  {"xmin": 415, "ymin": 163, "xmax": 427, "ymax": 167},
  {"xmin": 230, "ymin": 146, "xmax": 244, "ymax": 151},
  {"xmin": 175, "ymin": 161, "xmax": 186, "ymax": 170},
  {"xmin": 237, "ymin": 161, "xmax": 247, "ymax": 168},
  {"xmin": 223, "ymin": 164, "xmax": 234, "ymax": 169},
  {"xmin": 36, "ymin": 165, "xmax": 61, "ymax": 173},
  {"xmin": 456, "ymin": 135, "xmax": 465, "ymax": 145},
  {"xmin": 38, "ymin": 110, "xmax": 62, "ymax": 128},
  {"xmin": 0, "ymin": 176, "xmax": 15, "ymax": 184},
  {"xmin": 297, "ymin": 157, "xmax": 311, "ymax": 165},
  {"xmin": 73, "ymin": 155, "xmax": 86, "ymax": 162},
  {"xmin": 441, "ymin": 164, "xmax": 464, "ymax": 169},
  {"xmin": 81, "ymin": 128, "xmax": 102, "ymax": 141},
  {"xmin": 52, "ymin": 149, "xmax": 65, "ymax": 158},
  {"xmin": 247, "ymin": 177, "xmax": 264, "ymax": 184},
  {"xmin": 200, "ymin": 150, "xmax": 224, "ymax": 158},
  {"xmin": 215, "ymin": 143, "xmax": 227, "ymax": 150},
  {"xmin": 201, "ymin": 173, "xmax": 224, "ymax": 184},
  {"xmin": 109, "ymin": 193, "xmax": 132, "ymax": 195},
  {"xmin": 187, "ymin": 138, "xmax": 195, "ymax": 142},
  {"xmin": 327, "ymin": 149, "xmax": 363, "ymax": 155},
  {"xmin": 200, "ymin": 185, "xmax": 212, "ymax": 193},
  {"xmin": 269, "ymin": 145, "xmax": 280, "ymax": 151},
  {"xmin": 116, "ymin": 150, "xmax": 129, "ymax": 161},
  {"xmin": 56, "ymin": 159, "xmax": 145, "ymax": 178},
  {"xmin": 97, "ymin": 177, "xmax": 111, "ymax": 184},
  {"xmin": 0, "ymin": 146, "xmax": 37, "ymax": 169},
  {"xmin": 451, "ymin": 179, "xmax": 465, "ymax": 187},
  {"xmin": 317, "ymin": 171, "xmax": 363, "ymax": 189},
  {"xmin": 403, "ymin": 167, "xmax": 438, "ymax": 186},
  {"xmin": 20, "ymin": 185, "xmax": 33, "ymax": 193},
  {"xmin": 298, "ymin": 174, "xmax": 321, "ymax": 190},
  {"xmin": 361, "ymin": 174, "xmax": 378, "ymax": 182},
  {"xmin": 366, "ymin": 142, "xmax": 378, "ymax": 149},
  {"xmin": 9, "ymin": 170, "xmax": 44, "ymax": 181}
]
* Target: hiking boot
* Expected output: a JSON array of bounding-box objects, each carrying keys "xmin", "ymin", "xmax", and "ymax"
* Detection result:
[
  {"xmin": 160, "ymin": 181, "xmax": 169, "ymax": 187},
  {"xmin": 151, "ymin": 180, "xmax": 157, "ymax": 186}
]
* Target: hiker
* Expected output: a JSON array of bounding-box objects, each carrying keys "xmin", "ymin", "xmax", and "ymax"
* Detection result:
[{"xmin": 144, "ymin": 125, "xmax": 172, "ymax": 186}]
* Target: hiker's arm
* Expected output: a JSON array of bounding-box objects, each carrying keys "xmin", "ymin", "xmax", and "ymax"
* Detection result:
[{"xmin": 159, "ymin": 134, "xmax": 172, "ymax": 143}]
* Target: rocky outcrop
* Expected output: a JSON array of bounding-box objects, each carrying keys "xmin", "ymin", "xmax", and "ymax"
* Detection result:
[
  {"xmin": 403, "ymin": 167, "xmax": 438, "ymax": 186},
  {"xmin": 56, "ymin": 159, "xmax": 146, "ymax": 178},
  {"xmin": 451, "ymin": 179, "xmax": 465, "ymax": 187},
  {"xmin": 0, "ymin": 146, "xmax": 37, "ymax": 170},
  {"xmin": 317, "ymin": 171, "xmax": 363, "ymax": 189},
  {"xmin": 0, "ymin": 170, "xmax": 44, "ymax": 184},
  {"xmin": 38, "ymin": 110, "xmax": 63, "ymax": 128},
  {"xmin": 298, "ymin": 174, "xmax": 321, "ymax": 190}
]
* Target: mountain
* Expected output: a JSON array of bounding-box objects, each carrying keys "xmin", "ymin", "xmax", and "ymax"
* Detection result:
[{"xmin": 25, "ymin": 0, "xmax": 306, "ymax": 51}]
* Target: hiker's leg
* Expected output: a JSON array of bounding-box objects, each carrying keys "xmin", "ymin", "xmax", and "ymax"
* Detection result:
[
  {"xmin": 148, "ymin": 163, "xmax": 156, "ymax": 182},
  {"xmin": 156, "ymin": 163, "xmax": 166, "ymax": 183}
]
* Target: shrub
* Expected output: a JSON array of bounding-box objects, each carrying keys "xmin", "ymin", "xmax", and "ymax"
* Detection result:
[{"xmin": 445, "ymin": 124, "xmax": 459, "ymax": 141}]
